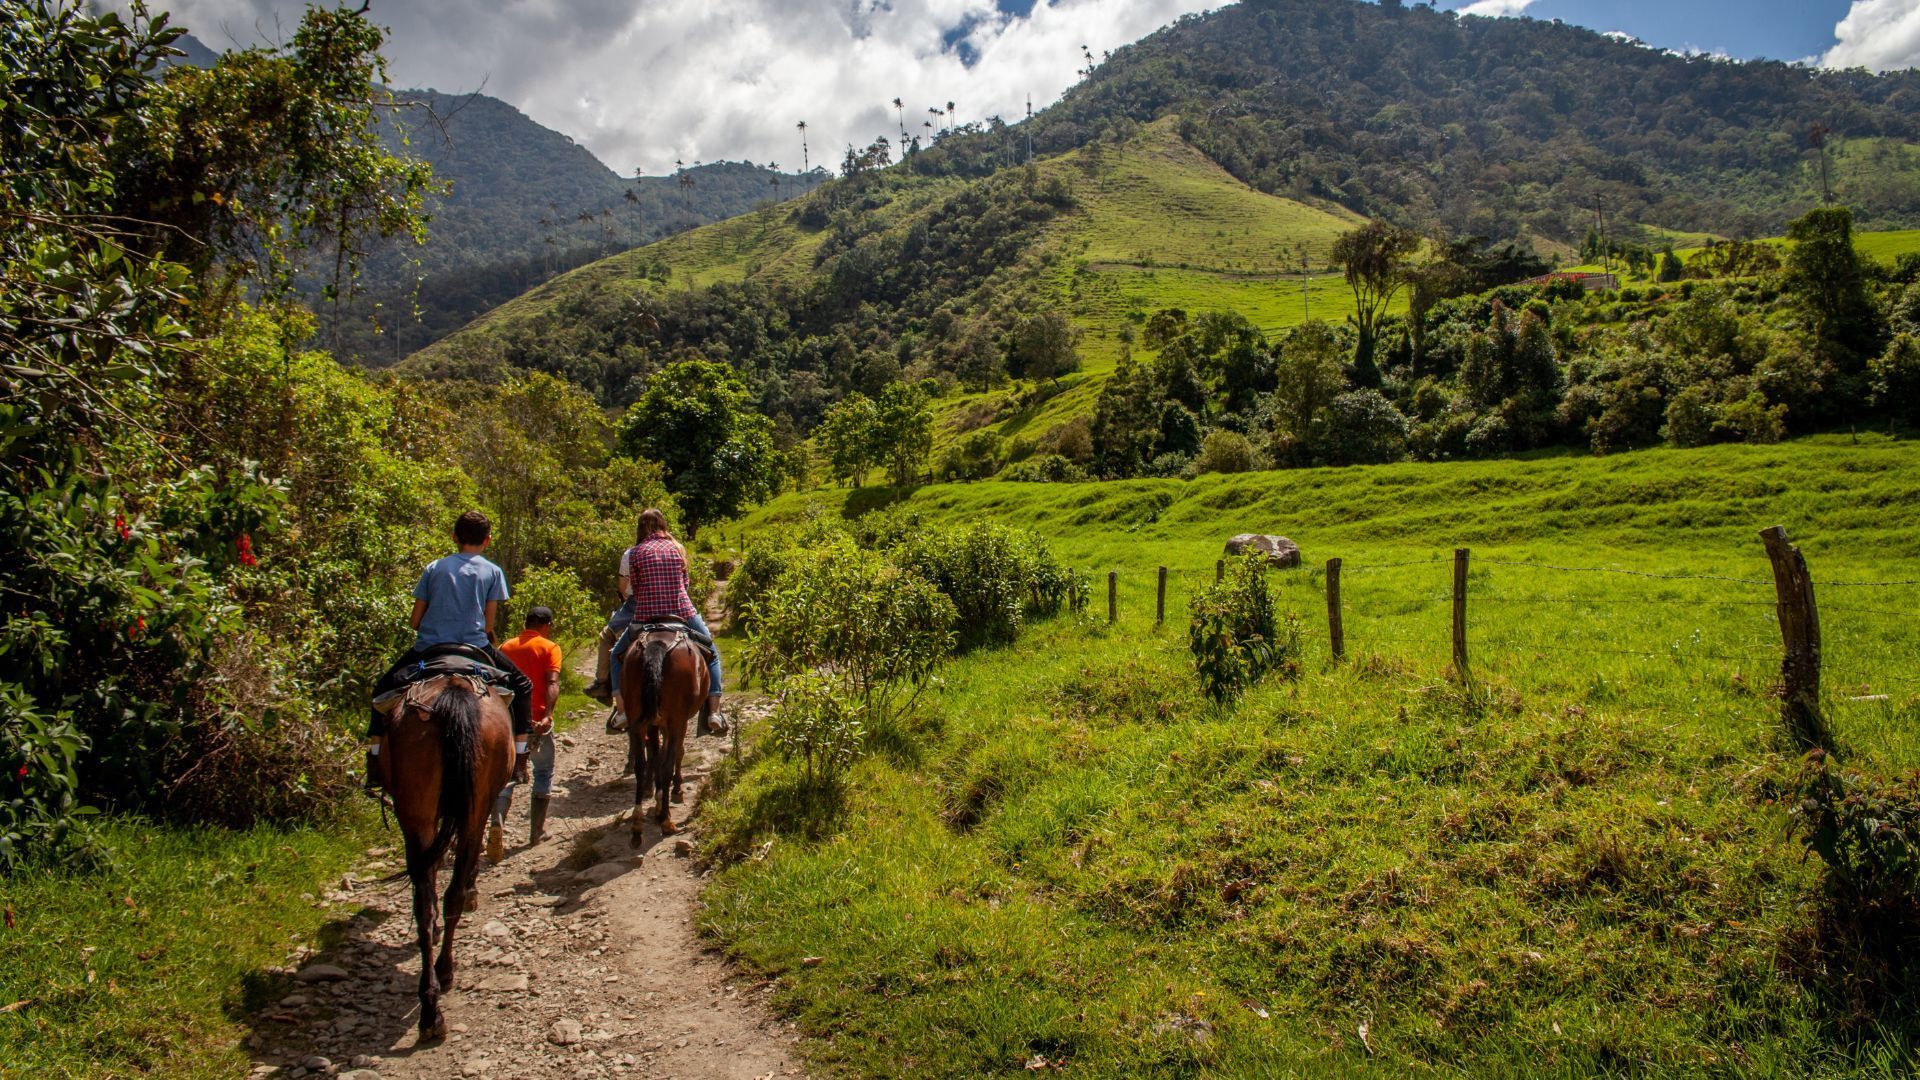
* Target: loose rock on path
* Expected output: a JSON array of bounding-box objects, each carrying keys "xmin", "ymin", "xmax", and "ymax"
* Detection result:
[{"xmin": 245, "ymin": 697, "xmax": 801, "ymax": 1080}]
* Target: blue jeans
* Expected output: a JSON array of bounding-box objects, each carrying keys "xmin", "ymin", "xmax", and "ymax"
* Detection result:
[
  {"xmin": 609, "ymin": 610, "xmax": 721, "ymax": 702},
  {"xmin": 492, "ymin": 731, "xmax": 556, "ymax": 823}
]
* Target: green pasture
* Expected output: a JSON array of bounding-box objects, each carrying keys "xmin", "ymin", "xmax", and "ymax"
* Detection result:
[
  {"xmin": 0, "ymin": 815, "xmax": 378, "ymax": 1078},
  {"xmin": 706, "ymin": 436, "xmax": 1920, "ymax": 1077}
]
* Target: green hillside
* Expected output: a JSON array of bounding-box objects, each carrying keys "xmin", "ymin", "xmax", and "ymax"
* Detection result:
[
  {"xmin": 317, "ymin": 89, "xmax": 801, "ymax": 366},
  {"xmin": 704, "ymin": 437, "xmax": 1920, "ymax": 1076},
  {"xmin": 405, "ymin": 119, "xmax": 1388, "ymax": 442}
]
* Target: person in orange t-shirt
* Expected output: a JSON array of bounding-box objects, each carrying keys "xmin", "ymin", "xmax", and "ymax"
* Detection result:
[{"xmin": 492, "ymin": 606, "xmax": 564, "ymax": 852}]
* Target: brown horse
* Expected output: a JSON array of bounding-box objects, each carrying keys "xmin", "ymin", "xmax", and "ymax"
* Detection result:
[
  {"xmin": 381, "ymin": 675, "xmax": 515, "ymax": 1040},
  {"xmin": 617, "ymin": 624, "xmax": 710, "ymax": 845}
]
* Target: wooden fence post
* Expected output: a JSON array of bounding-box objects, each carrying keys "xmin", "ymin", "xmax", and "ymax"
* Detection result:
[
  {"xmin": 1215, "ymin": 559, "xmax": 1225, "ymax": 583},
  {"xmin": 1452, "ymin": 548, "xmax": 1470, "ymax": 683},
  {"xmin": 1325, "ymin": 557, "xmax": 1344, "ymax": 661},
  {"xmin": 1156, "ymin": 566, "xmax": 1168, "ymax": 625},
  {"xmin": 1761, "ymin": 525, "xmax": 1830, "ymax": 751},
  {"xmin": 1108, "ymin": 571, "xmax": 1118, "ymax": 624}
]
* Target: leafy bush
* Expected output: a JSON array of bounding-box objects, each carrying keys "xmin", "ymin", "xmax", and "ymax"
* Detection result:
[
  {"xmin": 507, "ymin": 565, "xmax": 600, "ymax": 649},
  {"xmin": 1001, "ymin": 453, "xmax": 1089, "ymax": 483},
  {"xmin": 745, "ymin": 538, "xmax": 956, "ymax": 723},
  {"xmin": 767, "ymin": 672, "xmax": 865, "ymax": 785},
  {"xmin": 1193, "ymin": 429, "xmax": 1256, "ymax": 474},
  {"xmin": 1793, "ymin": 751, "xmax": 1920, "ymax": 904},
  {"xmin": 892, "ymin": 525, "xmax": 1088, "ymax": 649},
  {"xmin": 938, "ymin": 429, "xmax": 1007, "ymax": 481},
  {"xmin": 1187, "ymin": 555, "xmax": 1302, "ymax": 704}
]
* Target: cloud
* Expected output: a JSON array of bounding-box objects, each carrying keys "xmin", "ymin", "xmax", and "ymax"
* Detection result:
[
  {"xmin": 143, "ymin": 0, "xmax": 1220, "ymax": 175},
  {"xmin": 1455, "ymin": 0, "xmax": 1537, "ymax": 18},
  {"xmin": 1822, "ymin": 0, "xmax": 1920, "ymax": 71}
]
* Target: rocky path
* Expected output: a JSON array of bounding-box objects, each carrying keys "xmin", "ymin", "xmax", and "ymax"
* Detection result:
[{"xmin": 245, "ymin": 697, "xmax": 801, "ymax": 1080}]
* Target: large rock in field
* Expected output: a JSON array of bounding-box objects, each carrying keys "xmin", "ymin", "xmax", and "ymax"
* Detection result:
[{"xmin": 1224, "ymin": 534, "xmax": 1301, "ymax": 569}]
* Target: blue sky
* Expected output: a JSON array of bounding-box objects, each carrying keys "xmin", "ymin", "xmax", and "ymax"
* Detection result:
[{"xmin": 1443, "ymin": 1, "xmax": 1854, "ymax": 63}]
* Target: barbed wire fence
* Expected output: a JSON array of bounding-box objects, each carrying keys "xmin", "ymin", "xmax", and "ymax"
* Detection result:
[{"xmin": 1092, "ymin": 526, "xmax": 1917, "ymax": 753}]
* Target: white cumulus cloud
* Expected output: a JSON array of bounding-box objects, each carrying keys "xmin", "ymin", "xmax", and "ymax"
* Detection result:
[
  {"xmin": 1822, "ymin": 0, "xmax": 1920, "ymax": 71},
  {"xmin": 142, "ymin": 0, "xmax": 1221, "ymax": 175},
  {"xmin": 1455, "ymin": 0, "xmax": 1538, "ymax": 18}
]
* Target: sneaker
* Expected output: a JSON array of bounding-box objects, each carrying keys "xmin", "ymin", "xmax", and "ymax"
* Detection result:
[
  {"xmin": 585, "ymin": 680, "xmax": 612, "ymax": 704},
  {"xmin": 605, "ymin": 705, "xmax": 627, "ymax": 735},
  {"xmin": 706, "ymin": 711, "xmax": 729, "ymax": 737}
]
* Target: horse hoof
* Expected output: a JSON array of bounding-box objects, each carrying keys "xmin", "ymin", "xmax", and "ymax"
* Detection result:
[
  {"xmin": 671, "ymin": 787, "xmax": 684, "ymax": 805},
  {"xmin": 420, "ymin": 1017, "xmax": 449, "ymax": 1042},
  {"xmin": 658, "ymin": 817, "xmax": 678, "ymax": 836},
  {"xmin": 630, "ymin": 827, "xmax": 645, "ymax": 850}
]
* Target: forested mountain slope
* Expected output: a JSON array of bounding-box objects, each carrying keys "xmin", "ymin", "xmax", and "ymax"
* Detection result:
[
  {"xmin": 400, "ymin": 119, "xmax": 1365, "ymax": 419},
  {"xmin": 972, "ymin": 0, "xmax": 1920, "ymax": 242},
  {"xmin": 321, "ymin": 90, "xmax": 800, "ymax": 365}
]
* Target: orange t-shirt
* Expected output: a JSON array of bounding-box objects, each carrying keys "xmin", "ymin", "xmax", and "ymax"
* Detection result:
[{"xmin": 500, "ymin": 629, "xmax": 564, "ymax": 729}]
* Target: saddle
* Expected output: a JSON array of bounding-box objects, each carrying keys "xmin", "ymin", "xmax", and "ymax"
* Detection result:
[
  {"xmin": 629, "ymin": 618, "xmax": 716, "ymax": 663},
  {"xmin": 371, "ymin": 643, "xmax": 516, "ymax": 716}
]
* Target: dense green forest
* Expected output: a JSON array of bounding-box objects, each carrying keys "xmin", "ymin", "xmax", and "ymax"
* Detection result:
[
  {"xmin": 930, "ymin": 0, "xmax": 1920, "ymax": 239},
  {"xmin": 0, "ymin": 3, "xmax": 673, "ymax": 864}
]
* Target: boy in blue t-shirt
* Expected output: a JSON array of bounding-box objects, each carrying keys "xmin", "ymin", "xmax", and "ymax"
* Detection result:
[{"xmin": 367, "ymin": 511, "xmax": 534, "ymax": 791}]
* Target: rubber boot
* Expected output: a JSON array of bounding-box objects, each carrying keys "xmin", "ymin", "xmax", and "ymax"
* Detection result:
[
  {"xmin": 529, "ymin": 796, "xmax": 551, "ymax": 845},
  {"xmin": 487, "ymin": 819, "xmax": 505, "ymax": 864},
  {"xmin": 363, "ymin": 742, "xmax": 385, "ymax": 794},
  {"xmin": 513, "ymin": 752, "xmax": 530, "ymax": 784}
]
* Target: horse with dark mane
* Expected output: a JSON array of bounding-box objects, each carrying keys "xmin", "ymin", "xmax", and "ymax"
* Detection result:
[
  {"xmin": 618, "ymin": 623, "xmax": 709, "ymax": 844},
  {"xmin": 381, "ymin": 674, "xmax": 514, "ymax": 1039}
]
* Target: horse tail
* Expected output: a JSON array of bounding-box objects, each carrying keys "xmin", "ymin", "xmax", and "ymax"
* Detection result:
[
  {"xmin": 640, "ymin": 637, "xmax": 668, "ymax": 726},
  {"xmin": 424, "ymin": 682, "xmax": 481, "ymax": 866}
]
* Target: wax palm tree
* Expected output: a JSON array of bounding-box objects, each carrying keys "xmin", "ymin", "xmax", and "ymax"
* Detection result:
[
  {"xmin": 892, "ymin": 97, "xmax": 906, "ymax": 145},
  {"xmin": 797, "ymin": 121, "xmax": 810, "ymax": 189}
]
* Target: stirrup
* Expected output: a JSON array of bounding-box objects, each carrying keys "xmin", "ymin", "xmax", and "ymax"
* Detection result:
[{"xmin": 606, "ymin": 705, "xmax": 627, "ymax": 735}]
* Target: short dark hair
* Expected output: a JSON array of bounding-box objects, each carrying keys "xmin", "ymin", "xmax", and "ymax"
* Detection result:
[
  {"xmin": 635, "ymin": 508, "xmax": 670, "ymax": 543},
  {"xmin": 524, "ymin": 605, "xmax": 554, "ymax": 628},
  {"xmin": 454, "ymin": 510, "xmax": 491, "ymax": 547}
]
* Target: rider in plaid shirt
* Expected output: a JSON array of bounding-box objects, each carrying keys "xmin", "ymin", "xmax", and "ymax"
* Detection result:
[
  {"xmin": 598, "ymin": 508, "xmax": 724, "ymax": 733},
  {"xmin": 628, "ymin": 533, "xmax": 698, "ymax": 623}
]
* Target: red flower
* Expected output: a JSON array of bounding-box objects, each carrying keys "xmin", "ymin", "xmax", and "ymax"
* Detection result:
[
  {"xmin": 236, "ymin": 533, "xmax": 258, "ymax": 568},
  {"xmin": 129, "ymin": 616, "xmax": 146, "ymax": 639},
  {"xmin": 114, "ymin": 514, "xmax": 131, "ymax": 541},
  {"xmin": 14, "ymin": 765, "xmax": 25, "ymax": 780}
]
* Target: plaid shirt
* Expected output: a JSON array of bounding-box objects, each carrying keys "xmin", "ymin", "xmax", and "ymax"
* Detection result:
[{"xmin": 626, "ymin": 535, "xmax": 697, "ymax": 622}]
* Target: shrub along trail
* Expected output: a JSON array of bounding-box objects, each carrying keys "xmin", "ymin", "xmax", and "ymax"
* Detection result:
[{"xmin": 245, "ymin": 696, "xmax": 801, "ymax": 1080}]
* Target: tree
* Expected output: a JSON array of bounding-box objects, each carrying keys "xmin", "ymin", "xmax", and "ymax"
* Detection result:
[
  {"xmin": 1269, "ymin": 321, "xmax": 1350, "ymax": 465},
  {"xmin": 1331, "ymin": 222, "xmax": 1420, "ymax": 385},
  {"xmin": 1011, "ymin": 311, "xmax": 1080, "ymax": 382},
  {"xmin": 816, "ymin": 393, "xmax": 880, "ymax": 487},
  {"xmin": 1785, "ymin": 206, "xmax": 1883, "ymax": 368},
  {"xmin": 617, "ymin": 359, "xmax": 775, "ymax": 536},
  {"xmin": 871, "ymin": 381, "xmax": 934, "ymax": 486}
]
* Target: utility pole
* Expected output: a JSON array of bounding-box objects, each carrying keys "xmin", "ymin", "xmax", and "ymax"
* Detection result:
[{"xmin": 1025, "ymin": 95, "xmax": 1033, "ymax": 165}]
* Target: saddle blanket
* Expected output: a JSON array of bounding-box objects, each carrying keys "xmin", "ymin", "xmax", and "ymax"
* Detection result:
[{"xmin": 372, "ymin": 646, "xmax": 516, "ymax": 715}]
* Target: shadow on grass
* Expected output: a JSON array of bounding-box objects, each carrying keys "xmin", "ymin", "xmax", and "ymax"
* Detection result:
[
  {"xmin": 841, "ymin": 484, "xmax": 920, "ymax": 519},
  {"xmin": 1779, "ymin": 889, "xmax": 1920, "ymax": 1058},
  {"xmin": 701, "ymin": 772, "xmax": 849, "ymax": 867}
]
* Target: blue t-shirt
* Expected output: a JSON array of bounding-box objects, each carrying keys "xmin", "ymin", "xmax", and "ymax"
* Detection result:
[{"xmin": 412, "ymin": 553, "xmax": 509, "ymax": 650}]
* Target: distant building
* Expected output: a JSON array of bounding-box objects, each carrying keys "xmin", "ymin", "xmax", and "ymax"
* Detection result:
[{"xmin": 1524, "ymin": 271, "xmax": 1620, "ymax": 292}]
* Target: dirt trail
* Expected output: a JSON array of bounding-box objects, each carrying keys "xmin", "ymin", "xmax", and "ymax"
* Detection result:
[{"xmin": 246, "ymin": 692, "xmax": 801, "ymax": 1080}]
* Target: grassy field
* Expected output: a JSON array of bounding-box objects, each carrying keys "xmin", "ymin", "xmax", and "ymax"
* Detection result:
[
  {"xmin": 0, "ymin": 814, "xmax": 380, "ymax": 1078},
  {"xmin": 702, "ymin": 436, "xmax": 1920, "ymax": 1077}
]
